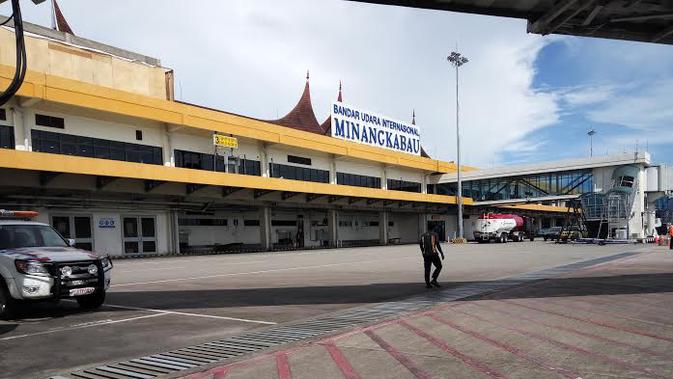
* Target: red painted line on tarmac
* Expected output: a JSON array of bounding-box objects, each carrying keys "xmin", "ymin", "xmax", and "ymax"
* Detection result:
[
  {"xmin": 473, "ymin": 301, "xmax": 671, "ymax": 360},
  {"xmin": 454, "ymin": 307, "xmax": 670, "ymax": 379},
  {"xmin": 276, "ymin": 352, "xmax": 292, "ymax": 379},
  {"xmin": 323, "ymin": 342, "xmax": 362, "ymax": 379},
  {"xmin": 396, "ymin": 320, "xmax": 507, "ymax": 379},
  {"xmin": 427, "ymin": 314, "xmax": 581, "ymax": 379},
  {"xmin": 503, "ymin": 299, "xmax": 673, "ymax": 343},
  {"xmin": 210, "ymin": 367, "xmax": 229, "ymax": 379},
  {"xmin": 363, "ymin": 330, "xmax": 434, "ymax": 379}
]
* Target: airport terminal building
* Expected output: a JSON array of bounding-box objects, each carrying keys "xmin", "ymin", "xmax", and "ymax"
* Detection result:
[
  {"xmin": 3, "ymin": 22, "xmax": 670, "ymax": 257},
  {"xmin": 0, "ymin": 22, "xmax": 500, "ymax": 256}
]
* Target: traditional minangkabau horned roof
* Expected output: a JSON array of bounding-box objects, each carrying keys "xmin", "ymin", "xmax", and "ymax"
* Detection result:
[
  {"xmin": 54, "ymin": 0, "xmax": 75, "ymax": 35},
  {"xmin": 268, "ymin": 71, "xmax": 325, "ymax": 135}
]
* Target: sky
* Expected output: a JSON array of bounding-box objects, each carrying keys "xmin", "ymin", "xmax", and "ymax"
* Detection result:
[{"xmin": 2, "ymin": 0, "xmax": 672, "ymax": 167}]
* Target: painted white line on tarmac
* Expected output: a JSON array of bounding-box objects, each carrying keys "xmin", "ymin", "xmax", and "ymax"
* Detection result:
[
  {"xmin": 0, "ymin": 313, "xmax": 167, "ymax": 342},
  {"xmin": 100, "ymin": 303, "xmax": 277, "ymax": 325},
  {"xmin": 117, "ymin": 266, "xmax": 187, "ymax": 273},
  {"xmin": 114, "ymin": 259, "xmax": 271, "ymax": 271},
  {"xmin": 112, "ymin": 256, "xmax": 414, "ymax": 288}
]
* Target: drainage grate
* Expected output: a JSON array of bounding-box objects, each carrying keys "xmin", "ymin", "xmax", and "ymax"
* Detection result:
[{"xmin": 50, "ymin": 251, "xmax": 637, "ymax": 379}]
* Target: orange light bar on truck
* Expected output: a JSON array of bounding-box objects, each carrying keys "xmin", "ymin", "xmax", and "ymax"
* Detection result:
[{"xmin": 0, "ymin": 210, "xmax": 40, "ymax": 218}]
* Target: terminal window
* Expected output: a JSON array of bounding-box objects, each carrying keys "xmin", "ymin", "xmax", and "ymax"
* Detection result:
[
  {"xmin": 0, "ymin": 125, "xmax": 14, "ymax": 149},
  {"xmin": 387, "ymin": 179, "xmax": 422, "ymax": 193},
  {"xmin": 287, "ymin": 155, "xmax": 312, "ymax": 166},
  {"xmin": 337, "ymin": 172, "xmax": 381, "ymax": 189},
  {"xmin": 32, "ymin": 129, "xmax": 163, "ymax": 165},
  {"xmin": 174, "ymin": 149, "xmax": 261, "ymax": 176},
  {"xmin": 35, "ymin": 114, "xmax": 65, "ymax": 129},
  {"xmin": 269, "ymin": 163, "xmax": 329, "ymax": 183}
]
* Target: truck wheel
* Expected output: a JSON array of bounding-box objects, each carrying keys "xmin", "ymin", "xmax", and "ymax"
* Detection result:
[
  {"xmin": 76, "ymin": 291, "xmax": 106, "ymax": 310},
  {"xmin": 501, "ymin": 233, "xmax": 508, "ymax": 243},
  {"xmin": 0, "ymin": 280, "xmax": 17, "ymax": 320}
]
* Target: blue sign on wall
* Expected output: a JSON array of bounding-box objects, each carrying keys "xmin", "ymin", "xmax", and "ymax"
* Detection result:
[{"xmin": 98, "ymin": 218, "xmax": 116, "ymax": 228}]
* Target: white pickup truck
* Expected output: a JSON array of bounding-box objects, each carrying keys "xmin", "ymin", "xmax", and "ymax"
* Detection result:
[{"xmin": 0, "ymin": 211, "xmax": 113, "ymax": 319}]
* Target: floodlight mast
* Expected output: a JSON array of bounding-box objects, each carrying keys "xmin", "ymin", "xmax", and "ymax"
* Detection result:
[
  {"xmin": 588, "ymin": 129, "xmax": 596, "ymax": 157},
  {"xmin": 447, "ymin": 51, "xmax": 468, "ymax": 241}
]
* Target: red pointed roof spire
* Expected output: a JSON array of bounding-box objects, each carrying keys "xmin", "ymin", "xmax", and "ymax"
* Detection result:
[
  {"xmin": 269, "ymin": 71, "xmax": 323, "ymax": 134},
  {"xmin": 337, "ymin": 81, "xmax": 343, "ymax": 102},
  {"xmin": 321, "ymin": 81, "xmax": 344, "ymax": 135},
  {"xmin": 53, "ymin": 0, "xmax": 74, "ymax": 35}
]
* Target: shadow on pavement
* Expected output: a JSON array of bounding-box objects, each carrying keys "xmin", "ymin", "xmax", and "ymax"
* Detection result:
[
  {"xmin": 8, "ymin": 273, "xmax": 673, "ymax": 320},
  {"xmin": 0, "ymin": 323, "xmax": 18, "ymax": 335},
  {"xmin": 463, "ymin": 273, "xmax": 673, "ymax": 301}
]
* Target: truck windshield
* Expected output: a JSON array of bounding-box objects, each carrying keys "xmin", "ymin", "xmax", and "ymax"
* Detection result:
[{"xmin": 0, "ymin": 225, "xmax": 69, "ymax": 249}]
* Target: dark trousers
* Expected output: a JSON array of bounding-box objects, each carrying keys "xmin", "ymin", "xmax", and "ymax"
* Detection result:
[
  {"xmin": 423, "ymin": 254, "xmax": 442, "ymax": 284},
  {"xmin": 670, "ymin": 237, "xmax": 673, "ymax": 250}
]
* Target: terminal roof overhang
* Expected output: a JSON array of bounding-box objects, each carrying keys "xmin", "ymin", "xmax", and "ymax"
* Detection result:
[
  {"xmin": 437, "ymin": 153, "xmax": 651, "ymax": 183},
  {"xmin": 348, "ymin": 0, "xmax": 673, "ymax": 45}
]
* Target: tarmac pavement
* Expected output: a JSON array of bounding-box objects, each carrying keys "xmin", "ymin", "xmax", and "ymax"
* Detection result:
[
  {"xmin": 0, "ymin": 241, "xmax": 666, "ymax": 378},
  {"xmin": 178, "ymin": 245, "xmax": 673, "ymax": 379}
]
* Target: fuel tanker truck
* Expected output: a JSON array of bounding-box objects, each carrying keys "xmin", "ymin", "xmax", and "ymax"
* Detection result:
[{"xmin": 472, "ymin": 213, "xmax": 535, "ymax": 243}]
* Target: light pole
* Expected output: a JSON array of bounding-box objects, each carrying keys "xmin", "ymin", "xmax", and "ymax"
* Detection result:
[
  {"xmin": 588, "ymin": 128, "xmax": 596, "ymax": 158},
  {"xmin": 448, "ymin": 51, "xmax": 468, "ymax": 241}
]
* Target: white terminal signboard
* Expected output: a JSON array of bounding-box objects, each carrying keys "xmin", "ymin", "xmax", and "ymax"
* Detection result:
[{"xmin": 330, "ymin": 102, "xmax": 421, "ymax": 156}]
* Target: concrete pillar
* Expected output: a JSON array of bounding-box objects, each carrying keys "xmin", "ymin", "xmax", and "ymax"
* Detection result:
[
  {"xmin": 379, "ymin": 211, "xmax": 389, "ymax": 245},
  {"xmin": 381, "ymin": 166, "xmax": 388, "ymax": 190},
  {"xmin": 11, "ymin": 106, "xmax": 30, "ymax": 151},
  {"xmin": 421, "ymin": 174, "xmax": 428, "ymax": 194},
  {"xmin": 329, "ymin": 155, "xmax": 337, "ymax": 184},
  {"xmin": 168, "ymin": 210, "xmax": 181, "ymax": 254},
  {"xmin": 260, "ymin": 206, "xmax": 272, "ymax": 250},
  {"xmin": 418, "ymin": 214, "xmax": 428, "ymax": 236},
  {"xmin": 260, "ymin": 142, "xmax": 270, "ymax": 177},
  {"xmin": 162, "ymin": 124, "xmax": 174, "ymax": 167},
  {"xmin": 327, "ymin": 209, "xmax": 338, "ymax": 248}
]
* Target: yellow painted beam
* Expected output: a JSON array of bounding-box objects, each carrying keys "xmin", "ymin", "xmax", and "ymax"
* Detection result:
[
  {"xmin": 0, "ymin": 65, "xmax": 464, "ymax": 173},
  {"xmin": 0, "ymin": 150, "xmax": 473, "ymax": 205},
  {"xmin": 497, "ymin": 204, "xmax": 568, "ymax": 213}
]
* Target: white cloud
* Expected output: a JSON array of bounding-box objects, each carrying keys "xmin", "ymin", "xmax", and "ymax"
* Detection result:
[
  {"xmin": 587, "ymin": 79, "xmax": 673, "ymax": 130},
  {"xmin": 3, "ymin": 0, "xmax": 561, "ymax": 166},
  {"xmin": 561, "ymin": 85, "xmax": 616, "ymax": 106}
]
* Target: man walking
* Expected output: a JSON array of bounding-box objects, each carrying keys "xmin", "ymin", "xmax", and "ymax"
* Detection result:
[
  {"xmin": 419, "ymin": 228, "xmax": 444, "ymax": 288},
  {"xmin": 668, "ymin": 224, "xmax": 673, "ymax": 250}
]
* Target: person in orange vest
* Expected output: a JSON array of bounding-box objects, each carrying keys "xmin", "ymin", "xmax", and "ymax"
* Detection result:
[{"xmin": 669, "ymin": 224, "xmax": 673, "ymax": 250}]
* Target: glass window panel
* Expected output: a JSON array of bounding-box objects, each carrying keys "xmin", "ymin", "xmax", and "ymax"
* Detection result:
[
  {"xmin": 74, "ymin": 217, "xmax": 92, "ymax": 239},
  {"xmin": 123, "ymin": 217, "xmax": 138, "ymax": 238},
  {"xmin": 52, "ymin": 216, "xmax": 70, "ymax": 238},
  {"xmin": 142, "ymin": 241, "xmax": 156, "ymax": 253},
  {"xmin": 60, "ymin": 134, "xmax": 77, "ymax": 155},
  {"xmin": 139, "ymin": 148, "xmax": 154, "ymax": 164},
  {"xmin": 78, "ymin": 136, "xmax": 94, "ymax": 157},
  {"xmin": 141, "ymin": 218, "xmax": 155, "ymax": 237},
  {"xmin": 124, "ymin": 241, "xmax": 139, "ymax": 254},
  {"xmin": 94, "ymin": 139, "xmax": 111, "ymax": 159},
  {"xmin": 110, "ymin": 141, "xmax": 126, "ymax": 161},
  {"xmin": 125, "ymin": 144, "xmax": 141, "ymax": 163}
]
